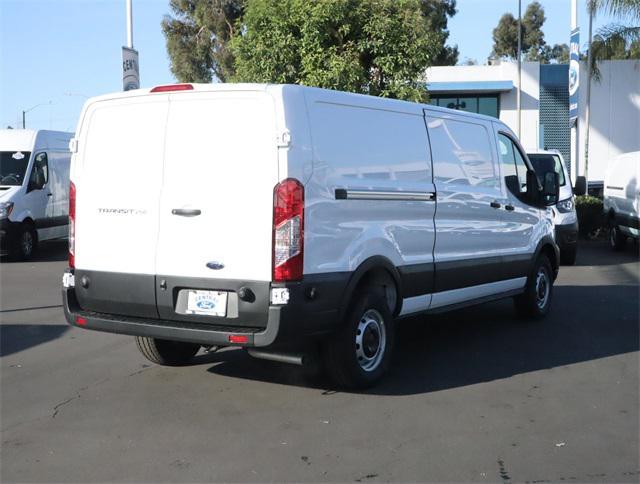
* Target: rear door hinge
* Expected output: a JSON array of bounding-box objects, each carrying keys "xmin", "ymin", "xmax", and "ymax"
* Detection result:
[{"xmin": 276, "ymin": 130, "xmax": 291, "ymax": 148}]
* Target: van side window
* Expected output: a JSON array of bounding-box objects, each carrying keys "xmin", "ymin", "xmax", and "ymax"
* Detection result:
[
  {"xmin": 427, "ymin": 117, "xmax": 499, "ymax": 189},
  {"xmin": 310, "ymin": 103, "xmax": 432, "ymax": 183},
  {"xmin": 498, "ymin": 133, "xmax": 527, "ymax": 193},
  {"xmin": 28, "ymin": 152, "xmax": 49, "ymax": 191}
]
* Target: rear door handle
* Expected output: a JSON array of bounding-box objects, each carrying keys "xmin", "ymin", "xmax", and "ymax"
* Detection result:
[
  {"xmin": 505, "ymin": 204, "xmax": 515, "ymax": 212},
  {"xmin": 490, "ymin": 201, "xmax": 501, "ymax": 209},
  {"xmin": 47, "ymin": 193, "xmax": 53, "ymax": 197},
  {"xmin": 172, "ymin": 208, "xmax": 201, "ymax": 217}
]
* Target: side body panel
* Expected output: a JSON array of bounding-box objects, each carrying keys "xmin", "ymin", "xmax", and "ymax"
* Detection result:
[
  {"xmin": 424, "ymin": 109, "xmax": 529, "ymax": 308},
  {"xmin": 302, "ymin": 89, "xmax": 436, "ymax": 309},
  {"xmin": 604, "ymin": 152, "xmax": 640, "ymax": 234},
  {"xmin": 493, "ymin": 124, "xmax": 550, "ymax": 260}
]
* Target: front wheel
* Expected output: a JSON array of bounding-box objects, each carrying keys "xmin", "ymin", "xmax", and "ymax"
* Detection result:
[
  {"xmin": 322, "ymin": 291, "xmax": 395, "ymax": 389},
  {"xmin": 135, "ymin": 337, "xmax": 200, "ymax": 366},
  {"xmin": 514, "ymin": 255, "xmax": 554, "ymax": 319},
  {"xmin": 609, "ymin": 223, "xmax": 627, "ymax": 251},
  {"xmin": 10, "ymin": 223, "xmax": 37, "ymax": 261}
]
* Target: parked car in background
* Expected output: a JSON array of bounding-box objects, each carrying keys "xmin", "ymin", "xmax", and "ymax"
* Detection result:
[
  {"xmin": 63, "ymin": 84, "xmax": 560, "ymax": 388},
  {"xmin": 528, "ymin": 149, "xmax": 586, "ymax": 265},
  {"xmin": 0, "ymin": 129, "xmax": 73, "ymax": 260},
  {"xmin": 604, "ymin": 151, "xmax": 640, "ymax": 251}
]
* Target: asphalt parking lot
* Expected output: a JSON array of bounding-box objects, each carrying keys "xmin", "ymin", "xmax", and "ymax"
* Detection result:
[{"xmin": 1, "ymin": 240, "xmax": 638, "ymax": 483}]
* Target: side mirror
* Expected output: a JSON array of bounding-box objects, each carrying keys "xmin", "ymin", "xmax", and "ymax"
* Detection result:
[
  {"xmin": 542, "ymin": 171, "xmax": 560, "ymax": 206},
  {"xmin": 526, "ymin": 169, "xmax": 540, "ymax": 202},
  {"xmin": 574, "ymin": 176, "xmax": 587, "ymax": 196}
]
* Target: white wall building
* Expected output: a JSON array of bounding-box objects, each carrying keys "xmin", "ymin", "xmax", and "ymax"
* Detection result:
[{"xmin": 425, "ymin": 60, "xmax": 640, "ymax": 189}]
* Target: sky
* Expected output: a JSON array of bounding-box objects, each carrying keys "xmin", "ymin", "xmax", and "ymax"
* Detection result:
[{"xmin": 0, "ymin": 0, "xmax": 620, "ymax": 132}]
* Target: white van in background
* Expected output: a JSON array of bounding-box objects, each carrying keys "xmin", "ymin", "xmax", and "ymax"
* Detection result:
[
  {"xmin": 62, "ymin": 84, "xmax": 560, "ymax": 388},
  {"xmin": 0, "ymin": 129, "xmax": 73, "ymax": 260},
  {"xmin": 528, "ymin": 149, "xmax": 586, "ymax": 265},
  {"xmin": 604, "ymin": 151, "xmax": 640, "ymax": 250}
]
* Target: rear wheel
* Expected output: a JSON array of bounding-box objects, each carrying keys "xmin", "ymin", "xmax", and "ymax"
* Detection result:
[
  {"xmin": 135, "ymin": 337, "xmax": 200, "ymax": 366},
  {"xmin": 323, "ymin": 291, "xmax": 395, "ymax": 389},
  {"xmin": 609, "ymin": 222, "xmax": 627, "ymax": 251},
  {"xmin": 514, "ymin": 255, "xmax": 553, "ymax": 319}
]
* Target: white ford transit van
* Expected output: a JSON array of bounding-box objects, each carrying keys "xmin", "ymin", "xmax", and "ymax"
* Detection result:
[
  {"xmin": 62, "ymin": 84, "xmax": 560, "ymax": 388},
  {"xmin": 1, "ymin": 129, "xmax": 73, "ymax": 259},
  {"xmin": 604, "ymin": 151, "xmax": 640, "ymax": 250},
  {"xmin": 528, "ymin": 149, "xmax": 586, "ymax": 265}
]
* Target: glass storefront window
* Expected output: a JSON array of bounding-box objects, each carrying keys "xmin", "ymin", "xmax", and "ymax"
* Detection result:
[{"xmin": 430, "ymin": 94, "xmax": 500, "ymax": 119}]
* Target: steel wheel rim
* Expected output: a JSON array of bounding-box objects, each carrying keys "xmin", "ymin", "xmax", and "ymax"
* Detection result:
[
  {"xmin": 355, "ymin": 309, "xmax": 386, "ymax": 372},
  {"xmin": 535, "ymin": 267, "xmax": 550, "ymax": 309},
  {"xmin": 21, "ymin": 230, "xmax": 33, "ymax": 256}
]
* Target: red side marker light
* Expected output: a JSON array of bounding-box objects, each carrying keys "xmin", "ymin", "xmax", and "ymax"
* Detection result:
[
  {"xmin": 228, "ymin": 335, "xmax": 248, "ymax": 344},
  {"xmin": 150, "ymin": 83, "xmax": 194, "ymax": 93},
  {"xmin": 75, "ymin": 316, "xmax": 87, "ymax": 326}
]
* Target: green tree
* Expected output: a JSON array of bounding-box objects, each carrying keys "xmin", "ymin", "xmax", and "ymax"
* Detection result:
[
  {"xmin": 420, "ymin": 0, "xmax": 459, "ymax": 66},
  {"xmin": 491, "ymin": 12, "xmax": 519, "ymax": 59},
  {"xmin": 541, "ymin": 43, "xmax": 569, "ymax": 64},
  {"xmin": 161, "ymin": 0, "xmax": 244, "ymax": 83},
  {"xmin": 491, "ymin": 1, "xmax": 547, "ymax": 61},
  {"xmin": 587, "ymin": 0, "xmax": 640, "ymax": 78},
  {"xmin": 230, "ymin": 0, "xmax": 443, "ymax": 101}
]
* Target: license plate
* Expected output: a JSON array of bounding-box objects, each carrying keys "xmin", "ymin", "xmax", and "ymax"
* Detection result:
[{"xmin": 186, "ymin": 290, "xmax": 227, "ymax": 317}]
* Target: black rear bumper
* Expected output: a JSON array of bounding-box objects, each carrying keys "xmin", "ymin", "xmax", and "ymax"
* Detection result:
[{"xmin": 62, "ymin": 270, "xmax": 348, "ymax": 351}]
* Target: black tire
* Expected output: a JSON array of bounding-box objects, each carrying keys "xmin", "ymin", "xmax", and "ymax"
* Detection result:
[
  {"xmin": 322, "ymin": 291, "xmax": 395, "ymax": 389},
  {"xmin": 609, "ymin": 223, "xmax": 627, "ymax": 251},
  {"xmin": 10, "ymin": 223, "xmax": 37, "ymax": 261},
  {"xmin": 560, "ymin": 246, "xmax": 577, "ymax": 265},
  {"xmin": 135, "ymin": 337, "xmax": 200, "ymax": 366},
  {"xmin": 514, "ymin": 255, "xmax": 554, "ymax": 319}
]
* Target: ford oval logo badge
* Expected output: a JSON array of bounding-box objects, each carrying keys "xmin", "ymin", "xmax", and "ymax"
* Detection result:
[
  {"xmin": 206, "ymin": 261, "xmax": 225, "ymax": 270},
  {"xmin": 196, "ymin": 300, "xmax": 216, "ymax": 310}
]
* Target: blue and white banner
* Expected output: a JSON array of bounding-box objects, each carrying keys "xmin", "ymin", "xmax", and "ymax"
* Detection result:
[
  {"xmin": 122, "ymin": 46, "xmax": 140, "ymax": 91},
  {"xmin": 569, "ymin": 28, "xmax": 580, "ymax": 124}
]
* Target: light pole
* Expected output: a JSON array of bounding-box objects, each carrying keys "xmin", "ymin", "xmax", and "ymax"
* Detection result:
[
  {"xmin": 517, "ymin": 0, "xmax": 522, "ymax": 139},
  {"xmin": 584, "ymin": 2, "xmax": 594, "ymax": 186},
  {"xmin": 126, "ymin": 0, "xmax": 133, "ymax": 49},
  {"xmin": 21, "ymin": 101, "xmax": 52, "ymax": 129}
]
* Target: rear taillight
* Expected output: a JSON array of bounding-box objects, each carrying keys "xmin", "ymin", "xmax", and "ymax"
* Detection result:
[
  {"xmin": 273, "ymin": 179, "xmax": 304, "ymax": 282},
  {"xmin": 69, "ymin": 181, "xmax": 76, "ymax": 268},
  {"xmin": 150, "ymin": 83, "xmax": 193, "ymax": 93}
]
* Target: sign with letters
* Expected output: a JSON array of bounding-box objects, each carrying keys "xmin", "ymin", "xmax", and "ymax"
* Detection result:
[
  {"xmin": 122, "ymin": 46, "xmax": 140, "ymax": 91},
  {"xmin": 569, "ymin": 28, "xmax": 580, "ymax": 124}
]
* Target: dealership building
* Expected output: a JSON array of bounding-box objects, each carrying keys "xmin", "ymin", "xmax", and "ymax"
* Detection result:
[{"xmin": 425, "ymin": 60, "xmax": 640, "ymax": 189}]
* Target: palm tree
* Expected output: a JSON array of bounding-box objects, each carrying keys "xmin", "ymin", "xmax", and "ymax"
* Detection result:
[{"xmin": 588, "ymin": 0, "xmax": 639, "ymax": 77}]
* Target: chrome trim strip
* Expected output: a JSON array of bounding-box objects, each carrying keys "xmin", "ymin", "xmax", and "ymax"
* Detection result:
[{"xmin": 335, "ymin": 189, "xmax": 435, "ymax": 201}]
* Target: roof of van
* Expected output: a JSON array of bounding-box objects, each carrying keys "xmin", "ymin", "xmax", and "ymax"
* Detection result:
[
  {"xmin": 83, "ymin": 83, "xmax": 508, "ymax": 128},
  {"xmin": 0, "ymin": 129, "xmax": 73, "ymax": 152},
  {"xmin": 526, "ymin": 148, "xmax": 566, "ymax": 162}
]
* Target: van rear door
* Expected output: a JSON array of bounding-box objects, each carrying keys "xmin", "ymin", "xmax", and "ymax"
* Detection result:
[
  {"xmin": 73, "ymin": 96, "xmax": 169, "ymax": 318},
  {"xmin": 154, "ymin": 91, "xmax": 279, "ymax": 324}
]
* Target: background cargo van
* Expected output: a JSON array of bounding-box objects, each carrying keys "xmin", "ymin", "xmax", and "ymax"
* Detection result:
[
  {"xmin": 63, "ymin": 84, "xmax": 560, "ymax": 388},
  {"xmin": 0, "ymin": 129, "xmax": 73, "ymax": 260},
  {"xmin": 604, "ymin": 151, "xmax": 640, "ymax": 250},
  {"xmin": 528, "ymin": 149, "xmax": 586, "ymax": 265}
]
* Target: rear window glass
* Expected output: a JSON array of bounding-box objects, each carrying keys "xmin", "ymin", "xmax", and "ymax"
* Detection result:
[
  {"xmin": 528, "ymin": 154, "xmax": 567, "ymax": 186},
  {"xmin": 0, "ymin": 151, "xmax": 31, "ymax": 186}
]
